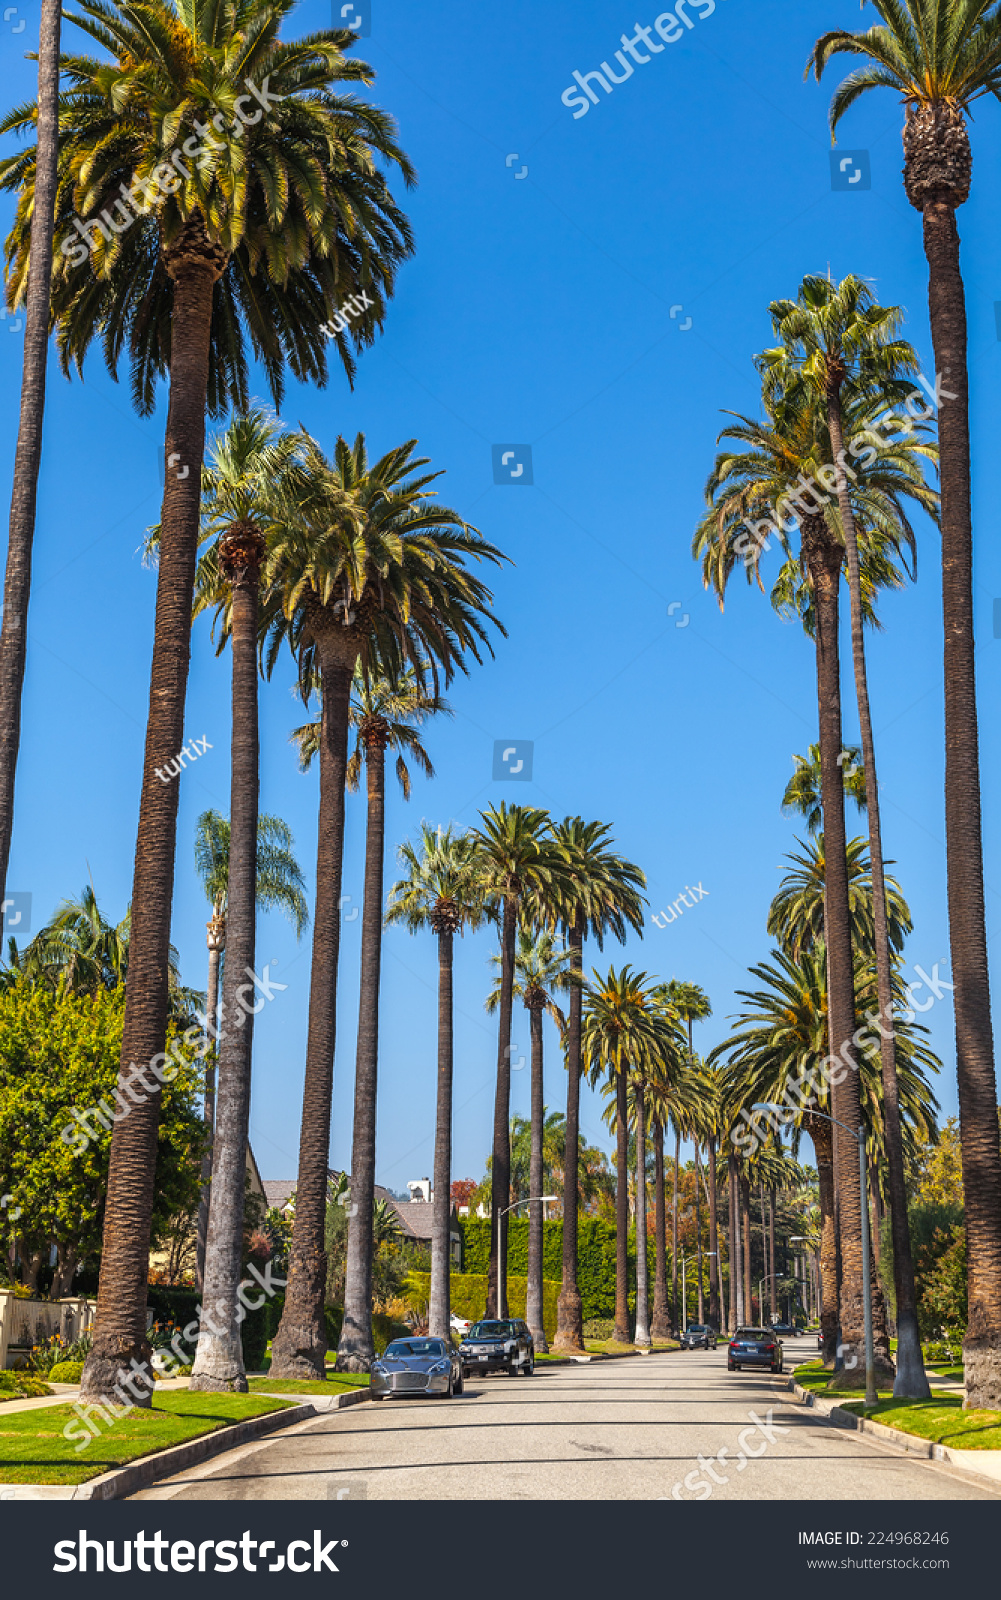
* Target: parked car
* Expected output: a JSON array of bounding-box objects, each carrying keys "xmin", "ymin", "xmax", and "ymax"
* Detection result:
[
  {"xmin": 680, "ymin": 1323, "xmax": 717, "ymax": 1350},
  {"xmin": 727, "ymin": 1327, "xmax": 784, "ymax": 1373},
  {"xmin": 450, "ymin": 1313, "xmax": 472, "ymax": 1336},
  {"xmin": 458, "ymin": 1318, "xmax": 535, "ymax": 1378},
  {"xmin": 770, "ymin": 1322, "xmax": 798, "ymax": 1337},
  {"xmin": 369, "ymin": 1336, "xmax": 463, "ymax": 1400}
]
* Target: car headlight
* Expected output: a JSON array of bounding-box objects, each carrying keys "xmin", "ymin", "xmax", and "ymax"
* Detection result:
[{"xmin": 429, "ymin": 1360, "xmax": 450, "ymax": 1374}]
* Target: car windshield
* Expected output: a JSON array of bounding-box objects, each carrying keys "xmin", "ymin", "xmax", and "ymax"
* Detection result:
[
  {"xmin": 383, "ymin": 1339, "xmax": 445, "ymax": 1358},
  {"xmin": 688, "ymin": 1325, "xmax": 707, "ymax": 1333},
  {"xmin": 468, "ymin": 1321, "xmax": 516, "ymax": 1339},
  {"xmin": 734, "ymin": 1329, "xmax": 769, "ymax": 1340}
]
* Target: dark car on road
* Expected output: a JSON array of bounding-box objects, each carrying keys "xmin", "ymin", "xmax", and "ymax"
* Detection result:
[
  {"xmin": 727, "ymin": 1327, "xmax": 783, "ymax": 1373},
  {"xmin": 459, "ymin": 1318, "xmax": 535, "ymax": 1378},
  {"xmin": 770, "ymin": 1322, "xmax": 798, "ymax": 1337},
  {"xmin": 370, "ymin": 1336, "xmax": 463, "ymax": 1400},
  {"xmin": 680, "ymin": 1324, "xmax": 717, "ymax": 1350}
]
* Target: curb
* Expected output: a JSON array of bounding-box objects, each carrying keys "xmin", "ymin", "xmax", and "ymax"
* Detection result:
[
  {"xmin": 252, "ymin": 1388, "xmax": 370, "ymax": 1414},
  {"xmin": 0, "ymin": 1401, "xmax": 317, "ymax": 1501},
  {"xmin": 786, "ymin": 1378, "xmax": 1001, "ymax": 1491}
]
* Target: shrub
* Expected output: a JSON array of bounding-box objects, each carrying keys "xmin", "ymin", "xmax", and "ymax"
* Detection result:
[
  {"xmin": 582, "ymin": 1318, "xmax": 617, "ymax": 1341},
  {"xmin": 404, "ymin": 1271, "xmax": 561, "ymax": 1343},
  {"xmin": 27, "ymin": 1334, "xmax": 70, "ymax": 1375},
  {"xmin": 0, "ymin": 1370, "xmax": 53, "ymax": 1398},
  {"xmin": 48, "ymin": 1360, "xmax": 85, "ymax": 1383}
]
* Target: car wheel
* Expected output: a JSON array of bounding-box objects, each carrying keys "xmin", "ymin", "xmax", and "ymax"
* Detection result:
[
  {"xmin": 454, "ymin": 1373, "xmax": 463, "ymax": 1395},
  {"xmin": 444, "ymin": 1373, "xmax": 453, "ymax": 1398},
  {"xmin": 461, "ymin": 1367, "xmax": 469, "ymax": 1380},
  {"xmin": 523, "ymin": 1355, "xmax": 534, "ymax": 1376},
  {"xmin": 727, "ymin": 1361, "xmax": 734, "ymax": 1371}
]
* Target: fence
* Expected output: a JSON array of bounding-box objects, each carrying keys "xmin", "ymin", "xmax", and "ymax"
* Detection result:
[{"xmin": 0, "ymin": 1289, "xmax": 97, "ymax": 1369}]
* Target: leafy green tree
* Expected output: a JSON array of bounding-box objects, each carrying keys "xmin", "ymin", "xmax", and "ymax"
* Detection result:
[
  {"xmin": 0, "ymin": 0, "xmax": 415, "ymax": 1405},
  {"xmin": 0, "ymin": 981, "xmax": 203, "ymax": 1298},
  {"xmin": 386, "ymin": 824, "xmax": 488, "ymax": 1341},
  {"xmin": 810, "ymin": 6, "xmax": 1001, "ymax": 1408},
  {"xmin": 263, "ymin": 434, "xmax": 504, "ymax": 1380}
]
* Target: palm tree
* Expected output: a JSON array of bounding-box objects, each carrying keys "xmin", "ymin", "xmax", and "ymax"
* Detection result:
[
  {"xmin": 187, "ymin": 409, "xmax": 308, "ymax": 1307},
  {"xmin": 661, "ymin": 981, "xmax": 712, "ymax": 1323},
  {"xmin": 693, "ymin": 377, "xmax": 933, "ymax": 1376},
  {"xmin": 487, "ymin": 927, "xmax": 577, "ymax": 1350},
  {"xmin": 782, "ymin": 743, "xmax": 867, "ymax": 836},
  {"xmin": 768, "ymin": 836, "xmax": 912, "ymax": 964},
  {"xmin": 543, "ymin": 818, "xmax": 645, "ymax": 1353},
  {"xmin": 0, "ymin": 0, "xmax": 61, "ymax": 910},
  {"xmin": 583, "ymin": 966, "xmax": 665, "ymax": 1345},
  {"xmin": 263, "ymin": 435, "xmax": 504, "ymax": 1380},
  {"xmin": 2, "ymin": 0, "xmax": 415, "ymax": 1404},
  {"xmin": 810, "ymin": 0, "xmax": 1001, "ymax": 1412},
  {"xmin": 763, "ymin": 272, "xmax": 940, "ymax": 1395},
  {"xmin": 192, "ymin": 808, "xmax": 307, "ymax": 1288},
  {"xmin": 337, "ymin": 668, "xmax": 448, "ymax": 1372},
  {"xmin": 714, "ymin": 944, "xmax": 940, "ymax": 1376},
  {"xmin": 386, "ymin": 824, "xmax": 488, "ymax": 1340},
  {"xmin": 469, "ymin": 804, "xmax": 565, "ymax": 1318}
]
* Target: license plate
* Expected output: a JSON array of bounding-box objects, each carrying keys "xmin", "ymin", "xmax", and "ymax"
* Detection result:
[{"xmin": 478, "ymin": 1354, "xmax": 487, "ymax": 1361}]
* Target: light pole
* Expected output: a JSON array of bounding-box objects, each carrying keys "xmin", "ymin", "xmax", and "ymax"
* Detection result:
[
  {"xmin": 680, "ymin": 1251, "xmax": 717, "ymax": 1331},
  {"xmin": 754, "ymin": 1102, "xmax": 877, "ymax": 1408},
  {"xmin": 494, "ymin": 1195, "xmax": 557, "ymax": 1321},
  {"xmin": 758, "ymin": 1271, "xmax": 783, "ymax": 1325}
]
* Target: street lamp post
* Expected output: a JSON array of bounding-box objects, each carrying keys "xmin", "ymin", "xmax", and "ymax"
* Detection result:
[
  {"xmin": 758, "ymin": 1271, "xmax": 783, "ymax": 1324},
  {"xmin": 494, "ymin": 1195, "xmax": 557, "ymax": 1321},
  {"xmin": 754, "ymin": 1102, "xmax": 877, "ymax": 1408}
]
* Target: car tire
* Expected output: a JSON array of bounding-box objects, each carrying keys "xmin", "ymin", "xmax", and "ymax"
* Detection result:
[
  {"xmin": 461, "ymin": 1367, "xmax": 469, "ymax": 1380},
  {"xmin": 444, "ymin": 1374, "xmax": 453, "ymax": 1398},
  {"xmin": 454, "ymin": 1373, "xmax": 463, "ymax": 1395},
  {"xmin": 523, "ymin": 1355, "xmax": 534, "ymax": 1376}
]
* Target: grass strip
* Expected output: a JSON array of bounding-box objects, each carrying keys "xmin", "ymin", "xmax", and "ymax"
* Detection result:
[
  {"xmin": 247, "ymin": 1375, "xmax": 367, "ymax": 1395},
  {"xmin": 0, "ymin": 1391, "xmax": 293, "ymax": 1486},
  {"xmin": 835, "ymin": 1394, "xmax": 1001, "ymax": 1451}
]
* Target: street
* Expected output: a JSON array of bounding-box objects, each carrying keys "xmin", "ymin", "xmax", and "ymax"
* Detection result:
[{"xmin": 131, "ymin": 1341, "xmax": 998, "ymax": 1501}]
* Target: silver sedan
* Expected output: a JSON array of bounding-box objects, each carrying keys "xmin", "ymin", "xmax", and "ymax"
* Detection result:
[{"xmin": 369, "ymin": 1336, "xmax": 463, "ymax": 1400}]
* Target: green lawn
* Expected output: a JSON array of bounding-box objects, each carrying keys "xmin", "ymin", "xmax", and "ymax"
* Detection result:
[
  {"xmin": 584, "ymin": 1339, "xmax": 680, "ymax": 1356},
  {"xmin": 836, "ymin": 1395, "xmax": 1001, "ymax": 1450},
  {"xmin": 247, "ymin": 1374, "xmax": 368, "ymax": 1395},
  {"xmin": 0, "ymin": 1391, "xmax": 293, "ymax": 1485}
]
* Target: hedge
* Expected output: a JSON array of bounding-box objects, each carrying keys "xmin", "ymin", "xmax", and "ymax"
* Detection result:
[
  {"xmin": 405, "ymin": 1270, "xmax": 561, "ymax": 1344},
  {"xmin": 459, "ymin": 1218, "xmax": 657, "ymax": 1323},
  {"xmin": 146, "ymin": 1283, "xmax": 269, "ymax": 1373},
  {"xmin": 48, "ymin": 1360, "xmax": 84, "ymax": 1384}
]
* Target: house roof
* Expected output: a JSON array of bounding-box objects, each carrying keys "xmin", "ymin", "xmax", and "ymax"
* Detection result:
[
  {"xmin": 385, "ymin": 1199, "xmax": 460, "ymax": 1241},
  {"xmin": 263, "ymin": 1171, "xmax": 403, "ymax": 1215}
]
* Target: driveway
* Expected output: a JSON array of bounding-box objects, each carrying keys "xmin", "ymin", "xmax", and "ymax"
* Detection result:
[{"xmin": 131, "ymin": 1341, "xmax": 998, "ymax": 1501}]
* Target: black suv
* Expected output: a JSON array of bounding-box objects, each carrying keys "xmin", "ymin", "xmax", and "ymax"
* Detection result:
[
  {"xmin": 459, "ymin": 1318, "xmax": 535, "ymax": 1378},
  {"xmin": 680, "ymin": 1323, "xmax": 717, "ymax": 1351}
]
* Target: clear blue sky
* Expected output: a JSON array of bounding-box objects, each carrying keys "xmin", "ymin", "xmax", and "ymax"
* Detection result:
[{"xmin": 3, "ymin": 0, "xmax": 1001, "ymax": 1193}]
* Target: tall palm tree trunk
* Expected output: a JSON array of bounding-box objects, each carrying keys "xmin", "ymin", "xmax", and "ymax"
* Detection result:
[
  {"xmin": 828, "ymin": 403, "xmax": 924, "ymax": 1397},
  {"xmin": 806, "ymin": 1112, "xmax": 838, "ymax": 1368},
  {"xmin": 730, "ymin": 1156, "xmax": 743, "ymax": 1326},
  {"xmin": 695, "ymin": 1140, "xmax": 704, "ymax": 1324},
  {"xmin": 614, "ymin": 1066, "xmax": 630, "ymax": 1344},
  {"xmin": 526, "ymin": 999, "xmax": 547, "ymax": 1351},
  {"xmin": 0, "ymin": 0, "xmax": 61, "ymax": 906},
  {"xmin": 196, "ymin": 920, "xmax": 224, "ymax": 1291},
  {"xmin": 651, "ymin": 1118, "xmax": 670, "ymax": 1338},
  {"xmin": 672, "ymin": 1124, "xmax": 680, "ymax": 1333},
  {"xmin": 768, "ymin": 1184, "xmax": 777, "ymax": 1325},
  {"xmin": 918, "ymin": 191, "xmax": 1001, "ymax": 1409},
  {"xmin": 554, "ymin": 921, "xmax": 585, "ymax": 1351},
  {"xmin": 634, "ymin": 1080, "xmax": 650, "ymax": 1346},
  {"xmin": 81, "ymin": 236, "xmax": 223, "ymax": 1404},
  {"xmin": 488, "ymin": 897, "xmax": 517, "ymax": 1319},
  {"xmin": 271, "ymin": 645, "xmax": 353, "ymax": 1380},
  {"xmin": 802, "ymin": 519, "xmax": 869, "ymax": 1376},
  {"xmin": 191, "ymin": 530, "xmax": 261, "ymax": 1391},
  {"xmin": 428, "ymin": 927, "xmax": 454, "ymax": 1341},
  {"xmin": 337, "ymin": 727, "xmax": 388, "ymax": 1370},
  {"xmin": 708, "ymin": 1139, "xmax": 720, "ymax": 1328},
  {"xmin": 740, "ymin": 1171, "xmax": 752, "ymax": 1321}
]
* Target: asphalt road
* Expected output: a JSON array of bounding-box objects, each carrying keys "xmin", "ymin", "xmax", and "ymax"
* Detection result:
[{"xmin": 131, "ymin": 1340, "xmax": 998, "ymax": 1501}]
